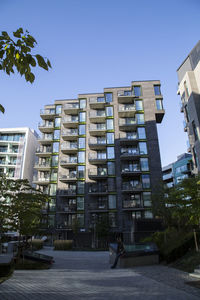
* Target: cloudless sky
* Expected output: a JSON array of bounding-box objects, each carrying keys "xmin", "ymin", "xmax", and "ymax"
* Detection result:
[{"xmin": 0, "ymin": 0, "xmax": 200, "ymax": 167}]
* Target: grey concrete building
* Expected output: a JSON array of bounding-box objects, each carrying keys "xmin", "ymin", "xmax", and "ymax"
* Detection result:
[
  {"xmin": 177, "ymin": 41, "xmax": 200, "ymax": 174},
  {"xmin": 34, "ymin": 80, "xmax": 164, "ymax": 241}
]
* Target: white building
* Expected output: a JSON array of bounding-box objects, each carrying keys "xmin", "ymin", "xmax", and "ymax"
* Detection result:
[{"xmin": 0, "ymin": 127, "xmax": 39, "ymax": 184}]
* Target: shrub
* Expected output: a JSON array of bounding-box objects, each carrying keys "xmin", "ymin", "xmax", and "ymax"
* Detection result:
[
  {"xmin": 54, "ymin": 240, "xmax": 73, "ymax": 250},
  {"xmin": 0, "ymin": 260, "xmax": 14, "ymax": 277},
  {"xmin": 31, "ymin": 239, "xmax": 43, "ymax": 250}
]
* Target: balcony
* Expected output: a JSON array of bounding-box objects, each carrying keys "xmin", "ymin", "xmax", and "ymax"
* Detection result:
[
  {"xmin": 88, "ymin": 202, "xmax": 108, "ymax": 211},
  {"xmin": 123, "ymin": 200, "xmax": 143, "ymax": 210},
  {"xmin": 88, "ymin": 168, "xmax": 108, "ymax": 179},
  {"xmin": 57, "ymin": 189, "xmax": 77, "ymax": 197},
  {"xmin": 60, "ymin": 158, "xmax": 77, "ymax": 168},
  {"xmin": 122, "ymin": 183, "xmax": 143, "ymax": 193},
  {"xmin": 38, "ymin": 122, "xmax": 54, "ymax": 133},
  {"xmin": 162, "ymin": 173, "xmax": 173, "ymax": 181},
  {"xmin": 117, "ymin": 90, "xmax": 135, "ymax": 103},
  {"xmin": 89, "ymin": 185, "xmax": 108, "ymax": 195},
  {"xmin": 36, "ymin": 147, "xmax": 52, "ymax": 157},
  {"xmin": 89, "ymin": 124, "xmax": 106, "ymax": 136},
  {"xmin": 155, "ymin": 109, "xmax": 165, "ymax": 123},
  {"xmin": 89, "ymin": 111, "xmax": 106, "ymax": 123},
  {"xmin": 57, "ymin": 205, "xmax": 77, "ymax": 213},
  {"xmin": 59, "ymin": 173, "xmax": 77, "ymax": 182},
  {"xmin": 88, "ymin": 153, "xmax": 107, "ymax": 164},
  {"xmin": 118, "ymin": 104, "xmax": 136, "ymax": 117},
  {"xmin": 119, "ymin": 118, "xmax": 137, "ymax": 131},
  {"xmin": 34, "ymin": 162, "xmax": 51, "ymax": 171},
  {"xmin": 61, "ymin": 142, "xmax": 78, "ymax": 154},
  {"xmin": 0, "ymin": 160, "xmax": 17, "ymax": 166},
  {"xmin": 40, "ymin": 109, "xmax": 55, "ymax": 120},
  {"xmin": 33, "ymin": 176, "xmax": 50, "ymax": 185},
  {"xmin": 63, "ymin": 116, "xmax": 79, "ymax": 128},
  {"xmin": 121, "ymin": 167, "xmax": 141, "ymax": 176},
  {"xmin": 120, "ymin": 149, "xmax": 140, "ymax": 160},
  {"xmin": 62, "ymin": 129, "xmax": 78, "ymax": 141},
  {"xmin": 38, "ymin": 135, "xmax": 53, "ymax": 144},
  {"xmin": 63, "ymin": 103, "xmax": 79, "ymax": 115},
  {"xmin": 88, "ymin": 138, "xmax": 107, "ymax": 150},
  {"xmin": 183, "ymin": 120, "xmax": 187, "ymax": 132},
  {"xmin": 89, "ymin": 97, "xmax": 106, "ymax": 109},
  {"xmin": 119, "ymin": 133, "xmax": 139, "ymax": 145}
]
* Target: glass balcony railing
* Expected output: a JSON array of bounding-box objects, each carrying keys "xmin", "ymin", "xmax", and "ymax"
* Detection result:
[
  {"xmin": 123, "ymin": 200, "xmax": 142, "ymax": 208},
  {"xmin": 88, "ymin": 138, "xmax": 106, "ymax": 146},
  {"xmin": 63, "ymin": 116, "xmax": 79, "ymax": 123},
  {"xmin": 61, "ymin": 143, "xmax": 78, "ymax": 151},
  {"xmin": 119, "ymin": 119, "xmax": 137, "ymax": 126},
  {"xmin": 38, "ymin": 122, "xmax": 54, "ymax": 128},
  {"xmin": 88, "ymin": 169, "xmax": 108, "ymax": 176},
  {"xmin": 117, "ymin": 91, "xmax": 132, "ymax": 97},
  {"xmin": 122, "ymin": 183, "xmax": 142, "ymax": 191},
  {"xmin": 40, "ymin": 109, "xmax": 55, "ymax": 116},
  {"xmin": 118, "ymin": 104, "xmax": 135, "ymax": 111},
  {"xmin": 63, "ymin": 103, "xmax": 79, "ymax": 110},
  {"xmin": 88, "ymin": 153, "xmax": 107, "ymax": 160},
  {"xmin": 89, "ymin": 97, "xmax": 105, "ymax": 104},
  {"xmin": 89, "ymin": 111, "xmax": 106, "ymax": 118},
  {"xmin": 62, "ymin": 129, "xmax": 78, "ymax": 136},
  {"xmin": 89, "ymin": 124, "xmax": 106, "ymax": 131}
]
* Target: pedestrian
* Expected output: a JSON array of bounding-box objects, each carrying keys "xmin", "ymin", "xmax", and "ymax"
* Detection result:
[{"xmin": 110, "ymin": 236, "xmax": 125, "ymax": 269}]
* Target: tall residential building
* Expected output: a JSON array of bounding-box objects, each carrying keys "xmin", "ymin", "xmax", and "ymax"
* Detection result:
[
  {"xmin": 35, "ymin": 80, "xmax": 165, "ymax": 241},
  {"xmin": 162, "ymin": 153, "xmax": 192, "ymax": 188},
  {"xmin": 0, "ymin": 127, "xmax": 39, "ymax": 183},
  {"xmin": 177, "ymin": 41, "xmax": 200, "ymax": 174}
]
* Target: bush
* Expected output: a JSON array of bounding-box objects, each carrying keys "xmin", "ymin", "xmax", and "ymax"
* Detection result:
[
  {"xmin": 31, "ymin": 239, "xmax": 43, "ymax": 250},
  {"xmin": 0, "ymin": 260, "xmax": 14, "ymax": 277},
  {"xmin": 54, "ymin": 240, "xmax": 73, "ymax": 250}
]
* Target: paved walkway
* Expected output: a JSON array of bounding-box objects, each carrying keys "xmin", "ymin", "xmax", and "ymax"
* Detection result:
[{"xmin": 0, "ymin": 247, "xmax": 200, "ymax": 299}]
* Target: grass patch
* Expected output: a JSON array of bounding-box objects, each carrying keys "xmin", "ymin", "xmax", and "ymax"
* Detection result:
[{"xmin": 170, "ymin": 249, "xmax": 200, "ymax": 273}]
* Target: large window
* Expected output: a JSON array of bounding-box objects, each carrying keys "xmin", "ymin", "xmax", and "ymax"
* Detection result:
[
  {"xmin": 192, "ymin": 121, "xmax": 198, "ymax": 141},
  {"xmin": 79, "ymin": 112, "xmax": 86, "ymax": 122},
  {"xmin": 107, "ymin": 147, "xmax": 115, "ymax": 159},
  {"xmin": 77, "ymin": 214, "xmax": 84, "ymax": 227},
  {"xmin": 79, "ymin": 137, "xmax": 85, "ymax": 149},
  {"xmin": 77, "ymin": 197, "xmax": 84, "ymax": 210},
  {"xmin": 54, "ymin": 130, "xmax": 60, "ymax": 140},
  {"xmin": 78, "ymin": 166, "xmax": 85, "ymax": 178},
  {"xmin": 49, "ymin": 184, "xmax": 57, "ymax": 196},
  {"xmin": 52, "ymin": 155, "xmax": 58, "ymax": 166},
  {"xmin": 51, "ymin": 169, "xmax": 57, "ymax": 181},
  {"xmin": 143, "ymin": 192, "xmax": 151, "ymax": 207},
  {"xmin": 79, "ymin": 99, "xmax": 86, "ymax": 109},
  {"xmin": 142, "ymin": 174, "xmax": 150, "ymax": 188},
  {"xmin": 106, "ymin": 106, "xmax": 113, "ymax": 117},
  {"xmin": 54, "ymin": 118, "xmax": 61, "ymax": 127},
  {"xmin": 78, "ymin": 151, "xmax": 85, "ymax": 163},
  {"xmin": 139, "ymin": 142, "xmax": 147, "ymax": 154},
  {"xmin": 137, "ymin": 127, "xmax": 146, "ymax": 139},
  {"xmin": 55, "ymin": 105, "xmax": 62, "ymax": 114},
  {"xmin": 156, "ymin": 99, "xmax": 163, "ymax": 110},
  {"xmin": 108, "ymin": 195, "xmax": 116, "ymax": 209},
  {"xmin": 53, "ymin": 142, "xmax": 59, "ymax": 153},
  {"xmin": 154, "ymin": 85, "xmax": 161, "ymax": 95},
  {"xmin": 105, "ymin": 93, "xmax": 113, "ymax": 103},
  {"xmin": 135, "ymin": 100, "xmax": 143, "ymax": 111},
  {"xmin": 133, "ymin": 86, "xmax": 142, "ymax": 97},
  {"xmin": 107, "ymin": 161, "xmax": 115, "ymax": 175},
  {"xmin": 107, "ymin": 132, "xmax": 114, "ymax": 144},
  {"xmin": 136, "ymin": 113, "xmax": 145, "ymax": 124},
  {"xmin": 106, "ymin": 119, "xmax": 114, "ymax": 130},
  {"xmin": 79, "ymin": 124, "xmax": 86, "ymax": 135},
  {"xmin": 140, "ymin": 158, "xmax": 149, "ymax": 171},
  {"xmin": 77, "ymin": 181, "xmax": 84, "ymax": 194}
]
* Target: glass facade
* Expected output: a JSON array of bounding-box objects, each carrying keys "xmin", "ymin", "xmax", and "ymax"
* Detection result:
[
  {"xmin": 154, "ymin": 85, "xmax": 161, "ymax": 95},
  {"xmin": 133, "ymin": 86, "xmax": 141, "ymax": 97},
  {"xmin": 79, "ymin": 124, "xmax": 86, "ymax": 135}
]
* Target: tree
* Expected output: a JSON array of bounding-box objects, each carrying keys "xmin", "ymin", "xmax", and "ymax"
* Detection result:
[
  {"xmin": 0, "ymin": 28, "xmax": 52, "ymax": 113},
  {"xmin": 0, "ymin": 176, "xmax": 49, "ymax": 241}
]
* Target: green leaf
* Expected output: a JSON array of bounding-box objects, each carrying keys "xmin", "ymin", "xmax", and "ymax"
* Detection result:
[
  {"xmin": 29, "ymin": 72, "xmax": 35, "ymax": 83},
  {"xmin": 0, "ymin": 50, "xmax": 4, "ymax": 59},
  {"xmin": 30, "ymin": 57, "xmax": 36, "ymax": 67},
  {"xmin": 0, "ymin": 104, "xmax": 5, "ymax": 113},
  {"xmin": 47, "ymin": 59, "xmax": 52, "ymax": 68},
  {"xmin": 36, "ymin": 54, "xmax": 48, "ymax": 70}
]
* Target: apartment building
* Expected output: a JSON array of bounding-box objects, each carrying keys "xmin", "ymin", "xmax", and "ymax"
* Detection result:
[
  {"xmin": 0, "ymin": 127, "xmax": 38, "ymax": 183},
  {"xmin": 35, "ymin": 80, "xmax": 165, "ymax": 240},
  {"xmin": 177, "ymin": 41, "xmax": 200, "ymax": 174},
  {"xmin": 162, "ymin": 153, "xmax": 192, "ymax": 188}
]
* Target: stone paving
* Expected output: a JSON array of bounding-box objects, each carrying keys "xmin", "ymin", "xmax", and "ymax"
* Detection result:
[{"xmin": 0, "ymin": 247, "xmax": 200, "ymax": 299}]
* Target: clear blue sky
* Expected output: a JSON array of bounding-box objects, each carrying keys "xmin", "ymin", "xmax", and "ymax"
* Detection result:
[{"xmin": 0, "ymin": 0, "xmax": 199, "ymax": 167}]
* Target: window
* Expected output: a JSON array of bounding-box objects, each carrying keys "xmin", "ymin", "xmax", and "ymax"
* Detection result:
[
  {"xmin": 77, "ymin": 214, "xmax": 84, "ymax": 227},
  {"xmin": 105, "ymin": 93, "xmax": 113, "ymax": 103},
  {"xmin": 107, "ymin": 147, "xmax": 115, "ymax": 159},
  {"xmin": 142, "ymin": 174, "xmax": 150, "ymax": 188},
  {"xmin": 79, "ymin": 112, "xmax": 86, "ymax": 122},
  {"xmin": 107, "ymin": 161, "xmax": 115, "ymax": 175},
  {"xmin": 54, "ymin": 118, "xmax": 61, "ymax": 127},
  {"xmin": 133, "ymin": 86, "xmax": 141, "ymax": 97},
  {"xmin": 109, "ymin": 213, "xmax": 116, "ymax": 227},
  {"xmin": 192, "ymin": 121, "xmax": 198, "ymax": 141},
  {"xmin": 136, "ymin": 113, "xmax": 145, "ymax": 124},
  {"xmin": 106, "ymin": 106, "xmax": 113, "ymax": 117},
  {"xmin": 185, "ymin": 105, "xmax": 190, "ymax": 122},
  {"xmin": 97, "ymin": 110, "xmax": 105, "ymax": 117},
  {"xmin": 108, "ymin": 195, "xmax": 116, "ymax": 209},
  {"xmin": 193, "ymin": 147, "xmax": 198, "ymax": 168},
  {"xmin": 97, "ymin": 151, "xmax": 106, "ymax": 159},
  {"xmin": 77, "ymin": 181, "xmax": 84, "ymax": 194},
  {"xmin": 79, "ymin": 137, "xmax": 85, "ymax": 149},
  {"xmin": 126, "ymin": 131, "xmax": 137, "ymax": 140},
  {"xmin": 106, "ymin": 119, "xmax": 114, "ymax": 130},
  {"xmin": 139, "ymin": 142, "xmax": 147, "ymax": 154},
  {"xmin": 144, "ymin": 211, "xmax": 153, "ymax": 218},
  {"xmin": 49, "ymin": 184, "xmax": 57, "ymax": 196},
  {"xmin": 78, "ymin": 151, "xmax": 85, "ymax": 163},
  {"xmin": 55, "ymin": 105, "xmax": 62, "ymax": 114},
  {"xmin": 143, "ymin": 192, "xmax": 151, "ymax": 207},
  {"xmin": 156, "ymin": 99, "xmax": 163, "ymax": 110},
  {"xmin": 51, "ymin": 169, "xmax": 57, "ymax": 181},
  {"xmin": 79, "ymin": 99, "xmax": 86, "ymax": 109},
  {"xmin": 184, "ymin": 81, "xmax": 189, "ymax": 99},
  {"xmin": 54, "ymin": 130, "xmax": 60, "ymax": 140},
  {"xmin": 78, "ymin": 166, "xmax": 85, "ymax": 178},
  {"xmin": 107, "ymin": 132, "xmax": 114, "ymax": 144},
  {"xmin": 77, "ymin": 197, "xmax": 84, "ymax": 210},
  {"xmin": 135, "ymin": 100, "xmax": 143, "ymax": 111},
  {"xmin": 140, "ymin": 158, "xmax": 149, "ymax": 171},
  {"xmin": 97, "ymin": 97, "xmax": 105, "ymax": 103},
  {"xmin": 137, "ymin": 127, "xmax": 146, "ymax": 139},
  {"xmin": 53, "ymin": 142, "xmax": 59, "ymax": 153},
  {"xmin": 52, "ymin": 155, "xmax": 58, "ymax": 166},
  {"xmin": 79, "ymin": 124, "xmax": 86, "ymax": 135},
  {"xmin": 154, "ymin": 85, "xmax": 161, "ymax": 95}
]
